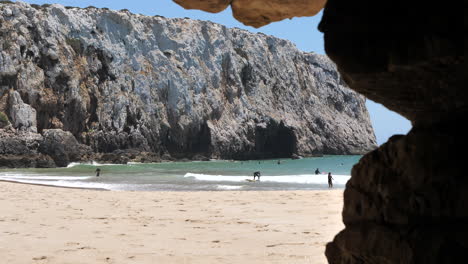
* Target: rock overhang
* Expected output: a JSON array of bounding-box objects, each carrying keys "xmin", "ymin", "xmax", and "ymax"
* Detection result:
[{"xmin": 173, "ymin": 0, "xmax": 327, "ymax": 28}]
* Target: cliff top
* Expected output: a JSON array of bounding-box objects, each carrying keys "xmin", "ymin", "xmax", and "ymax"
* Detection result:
[{"xmin": 1, "ymin": 1, "xmax": 319, "ymax": 54}]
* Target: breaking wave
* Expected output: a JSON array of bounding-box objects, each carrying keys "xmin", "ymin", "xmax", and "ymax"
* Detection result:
[{"xmin": 184, "ymin": 173, "xmax": 350, "ymax": 185}]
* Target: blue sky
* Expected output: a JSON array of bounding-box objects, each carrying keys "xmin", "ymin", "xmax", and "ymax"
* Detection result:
[{"xmin": 13, "ymin": 0, "xmax": 412, "ymax": 145}]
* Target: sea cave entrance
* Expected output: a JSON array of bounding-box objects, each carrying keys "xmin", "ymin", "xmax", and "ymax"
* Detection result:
[{"xmin": 255, "ymin": 120, "xmax": 297, "ymax": 159}]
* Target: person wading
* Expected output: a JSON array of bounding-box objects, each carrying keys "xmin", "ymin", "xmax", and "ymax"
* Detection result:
[
  {"xmin": 328, "ymin": 172, "xmax": 334, "ymax": 188},
  {"xmin": 253, "ymin": 171, "xmax": 261, "ymax": 181}
]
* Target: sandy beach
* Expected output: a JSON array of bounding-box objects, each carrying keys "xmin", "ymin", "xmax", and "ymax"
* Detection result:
[{"xmin": 0, "ymin": 181, "xmax": 343, "ymax": 264}]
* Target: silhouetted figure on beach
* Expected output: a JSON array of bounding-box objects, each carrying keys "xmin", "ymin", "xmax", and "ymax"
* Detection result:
[
  {"xmin": 328, "ymin": 172, "xmax": 334, "ymax": 188},
  {"xmin": 315, "ymin": 168, "xmax": 320, "ymax": 175},
  {"xmin": 95, "ymin": 168, "xmax": 101, "ymax": 177},
  {"xmin": 253, "ymin": 171, "xmax": 261, "ymax": 181}
]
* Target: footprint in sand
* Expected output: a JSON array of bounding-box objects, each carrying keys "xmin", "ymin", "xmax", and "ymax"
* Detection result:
[
  {"xmin": 185, "ymin": 219, "xmax": 203, "ymax": 223},
  {"xmin": 266, "ymin": 242, "xmax": 305, "ymax": 247},
  {"xmin": 32, "ymin": 256, "xmax": 47, "ymax": 261},
  {"xmin": 78, "ymin": 246, "xmax": 95, "ymax": 250}
]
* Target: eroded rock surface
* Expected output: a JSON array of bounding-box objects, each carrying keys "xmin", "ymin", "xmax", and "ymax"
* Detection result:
[
  {"xmin": 326, "ymin": 126, "xmax": 467, "ymax": 264},
  {"xmin": 173, "ymin": 0, "xmax": 231, "ymax": 13},
  {"xmin": 318, "ymin": 0, "xmax": 465, "ymax": 263},
  {"xmin": 175, "ymin": 0, "xmax": 326, "ymax": 27},
  {"xmin": 39, "ymin": 129, "xmax": 92, "ymax": 167},
  {"xmin": 0, "ymin": 130, "xmax": 55, "ymax": 168},
  {"xmin": 0, "ymin": 2, "xmax": 376, "ymax": 167},
  {"xmin": 8, "ymin": 90, "xmax": 37, "ymax": 132}
]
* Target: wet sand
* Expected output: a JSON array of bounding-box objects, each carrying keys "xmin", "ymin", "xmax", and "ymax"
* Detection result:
[{"xmin": 0, "ymin": 181, "xmax": 343, "ymax": 264}]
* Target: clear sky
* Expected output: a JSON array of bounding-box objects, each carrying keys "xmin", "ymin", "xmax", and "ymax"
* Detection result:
[{"xmin": 13, "ymin": 0, "xmax": 412, "ymax": 145}]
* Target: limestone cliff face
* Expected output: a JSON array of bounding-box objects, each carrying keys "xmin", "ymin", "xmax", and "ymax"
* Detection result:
[{"xmin": 0, "ymin": 2, "xmax": 376, "ymax": 165}]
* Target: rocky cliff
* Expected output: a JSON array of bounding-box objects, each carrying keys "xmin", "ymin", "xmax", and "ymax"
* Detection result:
[{"xmin": 0, "ymin": 2, "xmax": 376, "ymax": 167}]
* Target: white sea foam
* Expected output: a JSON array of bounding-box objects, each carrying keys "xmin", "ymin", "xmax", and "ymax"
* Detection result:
[
  {"xmin": 216, "ymin": 185, "xmax": 244, "ymax": 190},
  {"xmin": 0, "ymin": 173, "xmax": 112, "ymax": 190},
  {"xmin": 0, "ymin": 175, "xmax": 93, "ymax": 181},
  {"xmin": 67, "ymin": 161, "xmax": 119, "ymax": 167},
  {"xmin": 184, "ymin": 173, "xmax": 350, "ymax": 185},
  {"xmin": 0, "ymin": 178, "xmax": 114, "ymax": 190},
  {"xmin": 67, "ymin": 162, "xmax": 83, "ymax": 168}
]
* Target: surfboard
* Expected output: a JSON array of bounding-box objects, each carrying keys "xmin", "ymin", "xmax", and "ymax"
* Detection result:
[{"xmin": 245, "ymin": 179, "xmax": 257, "ymax": 182}]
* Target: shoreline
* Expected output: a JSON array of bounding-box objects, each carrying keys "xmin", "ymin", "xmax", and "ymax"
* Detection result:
[
  {"xmin": 0, "ymin": 179, "xmax": 109, "ymax": 191},
  {"xmin": 0, "ymin": 178, "xmax": 344, "ymax": 192},
  {"xmin": 0, "ymin": 181, "xmax": 344, "ymax": 264}
]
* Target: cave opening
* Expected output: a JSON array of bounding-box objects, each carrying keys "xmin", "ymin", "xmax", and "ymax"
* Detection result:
[
  {"xmin": 255, "ymin": 121, "xmax": 297, "ymax": 158},
  {"xmin": 164, "ymin": 122, "xmax": 212, "ymax": 158},
  {"xmin": 189, "ymin": 122, "xmax": 212, "ymax": 154}
]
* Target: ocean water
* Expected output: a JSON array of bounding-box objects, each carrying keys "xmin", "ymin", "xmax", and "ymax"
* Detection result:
[{"xmin": 0, "ymin": 155, "xmax": 361, "ymax": 191}]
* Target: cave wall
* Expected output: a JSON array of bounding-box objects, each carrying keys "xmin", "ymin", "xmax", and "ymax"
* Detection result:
[
  {"xmin": 174, "ymin": 0, "xmax": 326, "ymax": 28},
  {"xmin": 326, "ymin": 125, "xmax": 467, "ymax": 263},
  {"xmin": 172, "ymin": 0, "xmax": 466, "ymax": 262},
  {"xmin": 319, "ymin": 0, "xmax": 466, "ymax": 262}
]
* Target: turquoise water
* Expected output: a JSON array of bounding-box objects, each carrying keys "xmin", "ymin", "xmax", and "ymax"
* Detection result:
[{"xmin": 0, "ymin": 155, "xmax": 361, "ymax": 191}]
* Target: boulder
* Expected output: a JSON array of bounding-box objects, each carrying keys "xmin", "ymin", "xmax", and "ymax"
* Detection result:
[
  {"xmin": 39, "ymin": 129, "xmax": 91, "ymax": 167},
  {"xmin": 0, "ymin": 154, "xmax": 55, "ymax": 168},
  {"xmin": 8, "ymin": 91, "xmax": 37, "ymax": 133}
]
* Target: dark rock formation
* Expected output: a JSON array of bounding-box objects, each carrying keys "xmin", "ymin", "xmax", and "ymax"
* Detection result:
[
  {"xmin": 0, "ymin": 153, "xmax": 55, "ymax": 168},
  {"xmin": 39, "ymin": 129, "xmax": 91, "ymax": 167},
  {"xmin": 0, "ymin": 2, "xmax": 377, "ymax": 167},
  {"xmin": 319, "ymin": 0, "xmax": 465, "ymax": 263},
  {"xmin": 326, "ymin": 126, "xmax": 466, "ymax": 264},
  {"xmin": 173, "ymin": 0, "xmax": 466, "ymax": 262},
  {"xmin": 95, "ymin": 149, "xmax": 161, "ymax": 164},
  {"xmin": 0, "ymin": 130, "xmax": 55, "ymax": 168}
]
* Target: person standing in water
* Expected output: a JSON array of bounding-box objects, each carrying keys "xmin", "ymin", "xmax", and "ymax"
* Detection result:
[
  {"xmin": 95, "ymin": 168, "xmax": 101, "ymax": 177},
  {"xmin": 253, "ymin": 171, "xmax": 261, "ymax": 181},
  {"xmin": 315, "ymin": 168, "xmax": 320, "ymax": 175},
  {"xmin": 328, "ymin": 172, "xmax": 334, "ymax": 188}
]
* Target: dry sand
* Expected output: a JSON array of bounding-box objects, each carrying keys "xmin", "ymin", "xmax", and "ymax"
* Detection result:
[{"xmin": 0, "ymin": 181, "xmax": 343, "ymax": 264}]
